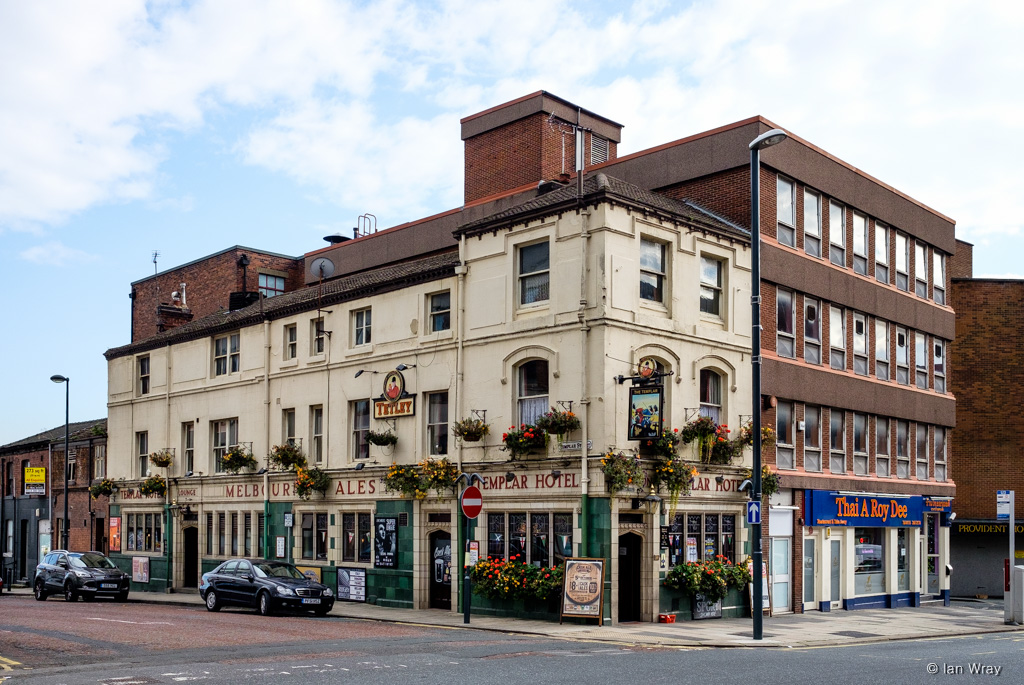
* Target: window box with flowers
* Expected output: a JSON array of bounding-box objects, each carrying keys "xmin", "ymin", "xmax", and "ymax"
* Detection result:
[
  {"xmin": 149, "ymin": 449, "xmax": 173, "ymax": 468},
  {"xmin": 662, "ymin": 556, "xmax": 752, "ymax": 619},
  {"xmin": 468, "ymin": 555, "xmax": 564, "ymax": 620},
  {"xmin": 367, "ymin": 430, "xmax": 399, "ymax": 447},
  {"xmin": 420, "ymin": 457, "xmax": 460, "ymax": 497},
  {"xmin": 383, "ymin": 463, "xmax": 426, "ymax": 499},
  {"xmin": 139, "ymin": 474, "xmax": 166, "ymax": 498},
  {"xmin": 501, "ymin": 424, "xmax": 548, "ymax": 460},
  {"xmin": 90, "ymin": 478, "xmax": 115, "ymax": 500},
  {"xmin": 221, "ymin": 446, "xmax": 258, "ymax": 474},
  {"xmin": 269, "ymin": 443, "xmax": 307, "ymax": 470},
  {"xmin": 533, "ymin": 407, "xmax": 581, "ymax": 440},
  {"xmin": 294, "ymin": 466, "xmax": 330, "ymax": 500},
  {"xmin": 600, "ymin": 451, "xmax": 642, "ymax": 493},
  {"xmin": 451, "ymin": 418, "xmax": 490, "ymax": 443}
]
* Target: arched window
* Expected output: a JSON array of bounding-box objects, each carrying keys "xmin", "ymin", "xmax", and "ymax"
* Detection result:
[
  {"xmin": 699, "ymin": 369, "xmax": 722, "ymax": 423},
  {"xmin": 518, "ymin": 360, "xmax": 549, "ymax": 425}
]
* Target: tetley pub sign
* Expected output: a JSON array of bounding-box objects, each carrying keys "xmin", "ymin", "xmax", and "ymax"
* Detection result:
[{"xmin": 374, "ymin": 369, "xmax": 415, "ymax": 419}]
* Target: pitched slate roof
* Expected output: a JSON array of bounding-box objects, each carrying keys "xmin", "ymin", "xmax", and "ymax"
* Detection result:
[
  {"xmin": 0, "ymin": 419, "xmax": 107, "ymax": 453},
  {"xmin": 106, "ymin": 250, "xmax": 460, "ymax": 360},
  {"xmin": 456, "ymin": 172, "xmax": 749, "ymax": 239}
]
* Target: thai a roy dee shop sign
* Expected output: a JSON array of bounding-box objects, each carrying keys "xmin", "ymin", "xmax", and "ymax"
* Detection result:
[
  {"xmin": 561, "ymin": 558, "xmax": 605, "ymax": 621},
  {"xmin": 805, "ymin": 490, "xmax": 924, "ymax": 527}
]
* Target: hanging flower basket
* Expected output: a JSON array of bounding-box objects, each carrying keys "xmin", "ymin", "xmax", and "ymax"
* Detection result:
[
  {"xmin": 367, "ymin": 430, "xmax": 399, "ymax": 447},
  {"xmin": 90, "ymin": 478, "xmax": 115, "ymax": 499},
  {"xmin": 383, "ymin": 463, "xmax": 426, "ymax": 499},
  {"xmin": 139, "ymin": 475, "xmax": 166, "ymax": 498},
  {"xmin": 269, "ymin": 443, "xmax": 307, "ymax": 470},
  {"xmin": 294, "ymin": 466, "xmax": 330, "ymax": 500},
  {"xmin": 149, "ymin": 450, "xmax": 173, "ymax": 468},
  {"xmin": 501, "ymin": 425, "xmax": 547, "ymax": 459},
  {"xmin": 739, "ymin": 422, "xmax": 777, "ymax": 450},
  {"xmin": 533, "ymin": 408, "xmax": 581, "ymax": 439},
  {"xmin": 222, "ymin": 446, "xmax": 258, "ymax": 474},
  {"xmin": 642, "ymin": 427, "xmax": 682, "ymax": 458},
  {"xmin": 744, "ymin": 464, "xmax": 782, "ymax": 499},
  {"xmin": 600, "ymin": 451, "xmax": 642, "ymax": 492},
  {"xmin": 451, "ymin": 418, "xmax": 490, "ymax": 442},
  {"xmin": 651, "ymin": 457, "xmax": 697, "ymax": 517},
  {"xmin": 420, "ymin": 457, "xmax": 460, "ymax": 495}
]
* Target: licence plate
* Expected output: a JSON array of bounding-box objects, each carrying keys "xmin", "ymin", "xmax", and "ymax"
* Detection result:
[
  {"xmin": 101, "ymin": 584, "xmax": 118, "ymax": 589},
  {"xmin": 301, "ymin": 598, "xmax": 321, "ymax": 604}
]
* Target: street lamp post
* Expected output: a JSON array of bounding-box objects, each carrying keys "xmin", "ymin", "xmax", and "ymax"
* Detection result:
[
  {"xmin": 748, "ymin": 128, "xmax": 787, "ymax": 641},
  {"xmin": 50, "ymin": 374, "xmax": 70, "ymax": 550}
]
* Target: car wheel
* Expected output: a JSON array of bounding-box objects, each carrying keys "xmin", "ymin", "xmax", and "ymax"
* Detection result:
[
  {"xmin": 64, "ymin": 583, "xmax": 78, "ymax": 602},
  {"xmin": 257, "ymin": 591, "xmax": 273, "ymax": 616},
  {"xmin": 34, "ymin": 580, "xmax": 47, "ymax": 601},
  {"xmin": 117, "ymin": 591, "xmax": 129, "ymax": 602},
  {"xmin": 82, "ymin": 593, "xmax": 95, "ymax": 602},
  {"xmin": 205, "ymin": 589, "xmax": 222, "ymax": 612}
]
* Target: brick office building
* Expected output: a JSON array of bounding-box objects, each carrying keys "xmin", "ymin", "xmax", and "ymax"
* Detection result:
[
  {"xmin": 102, "ymin": 90, "xmax": 956, "ymax": 617},
  {"xmin": 948, "ymin": 239, "xmax": 1024, "ymax": 597}
]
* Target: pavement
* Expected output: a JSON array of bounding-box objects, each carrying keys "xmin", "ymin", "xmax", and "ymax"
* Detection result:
[{"xmin": 4, "ymin": 586, "xmax": 1021, "ymax": 648}]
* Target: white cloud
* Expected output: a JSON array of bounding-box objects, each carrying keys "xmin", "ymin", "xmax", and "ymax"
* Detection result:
[{"xmin": 20, "ymin": 241, "xmax": 100, "ymax": 266}]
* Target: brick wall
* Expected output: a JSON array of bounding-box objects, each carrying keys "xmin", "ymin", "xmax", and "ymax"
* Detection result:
[
  {"xmin": 950, "ymin": 240, "xmax": 973, "ymax": 279},
  {"xmin": 950, "ymin": 278, "xmax": 1024, "ymax": 519},
  {"xmin": 131, "ymin": 249, "xmax": 303, "ymax": 342}
]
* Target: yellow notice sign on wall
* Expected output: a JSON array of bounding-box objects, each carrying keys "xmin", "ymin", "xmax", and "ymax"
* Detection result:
[{"xmin": 25, "ymin": 467, "xmax": 46, "ymax": 483}]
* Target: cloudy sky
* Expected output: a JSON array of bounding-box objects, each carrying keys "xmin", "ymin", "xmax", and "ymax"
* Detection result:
[{"xmin": 1, "ymin": 0, "xmax": 1021, "ymax": 445}]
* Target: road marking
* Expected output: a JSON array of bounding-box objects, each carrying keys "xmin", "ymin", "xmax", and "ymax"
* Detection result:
[
  {"xmin": 87, "ymin": 618, "xmax": 173, "ymax": 625},
  {"xmin": 0, "ymin": 659, "xmax": 19, "ymax": 666}
]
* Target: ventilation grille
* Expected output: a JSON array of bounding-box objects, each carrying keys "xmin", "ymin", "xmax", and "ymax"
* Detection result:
[{"xmin": 591, "ymin": 136, "xmax": 609, "ymax": 164}]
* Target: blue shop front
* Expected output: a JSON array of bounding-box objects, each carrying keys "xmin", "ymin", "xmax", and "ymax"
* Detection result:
[{"xmin": 800, "ymin": 491, "xmax": 952, "ymax": 611}]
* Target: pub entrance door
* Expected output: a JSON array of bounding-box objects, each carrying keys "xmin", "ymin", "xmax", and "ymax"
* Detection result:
[
  {"xmin": 617, "ymin": 532, "xmax": 642, "ymax": 622},
  {"xmin": 182, "ymin": 527, "xmax": 198, "ymax": 588},
  {"xmin": 429, "ymin": 531, "xmax": 452, "ymax": 610}
]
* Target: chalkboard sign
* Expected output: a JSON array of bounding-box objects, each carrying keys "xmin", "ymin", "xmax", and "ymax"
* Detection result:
[
  {"xmin": 560, "ymin": 558, "xmax": 605, "ymax": 624},
  {"xmin": 692, "ymin": 593, "xmax": 723, "ymax": 620}
]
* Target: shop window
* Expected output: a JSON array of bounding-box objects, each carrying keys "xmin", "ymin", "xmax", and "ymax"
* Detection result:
[
  {"xmin": 933, "ymin": 339, "xmax": 946, "ymax": 393},
  {"xmin": 699, "ymin": 369, "xmax": 722, "ymax": 423},
  {"xmin": 933, "ymin": 252, "xmax": 946, "ymax": 305},
  {"xmin": 213, "ymin": 333, "xmax": 240, "ymax": 376},
  {"xmin": 895, "ymin": 327, "xmax": 909, "ymax": 385},
  {"xmin": 342, "ymin": 512, "xmax": 373, "ymax": 563},
  {"xmin": 258, "ymin": 273, "xmax": 285, "ymax": 298},
  {"xmin": 804, "ymin": 189, "xmax": 821, "ymax": 257},
  {"xmin": 853, "ymin": 313, "xmax": 868, "ymax": 375},
  {"xmin": 776, "ymin": 401, "xmax": 794, "ymax": 469},
  {"xmin": 137, "ymin": 431, "xmax": 149, "ymax": 477},
  {"xmin": 895, "ymin": 232, "xmax": 909, "ymax": 291},
  {"xmin": 206, "ymin": 513, "xmax": 213, "ymax": 556},
  {"xmin": 804, "ymin": 297, "xmax": 821, "ymax": 364},
  {"xmin": 854, "ymin": 528, "xmax": 885, "ymax": 595},
  {"xmin": 829, "ymin": 201, "xmax": 846, "ymax": 267},
  {"xmin": 137, "ymin": 355, "xmax": 150, "ymax": 396},
  {"xmin": 915, "ymin": 242, "xmax": 928, "ymax": 298},
  {"xmin": 853, "ymin": 212, "xmax": 868, "ymax": 275},
  {"xmin": 934, "ymin": 428, "xmax": 947, "ymax": 482},
  {"xmin": 916, "ymin": 424, "xmax": 929, "ymax": 480},
  {"xmin": 829, "ymin": 306, "xmax": 846, "ymax": 370},
  {"xmin": 487, "ymin": 511, "xmax": 572, "ymax": 567},
  {"xmin": 284, "ymin": 324, "xmax": 297, "ymax": 360},
  {"xmin": 777, "ymin": 177, "xmax": 796, "ymax": 247},
  {"xmin": 231, "ymin": 513, "xmax": 238, "ymax": 556},
  {"xmin": 518, "ymin": 241, "xmax": 550, "ymax": 306},
  {"xmin": 875, "ymin": 222, "xmax": 889, "ymax": 284},
  {"xmin": 829, "ymin": 409, "xmax": 845, "ymax": 474},
  {"xmin": 427, "ymin": 392, "xmax": 449, "ymax": 456},
  {"xmin": 875, "ymin": 417, "xmax": 890, "ymax": 477},
  {"xmin": 853, "ymin": 414, "xmax": 868, "ymax": 475},
  {"xmin": 429, "ymin": 291, "xmax": 451, "ymax": 332},
  {"xmin": 640, "ymin": 239, "xmax": 667, "ymax": 303},
  {"xmin": 351, "ymin": 400, "xmax": 370, "ymax": 461},
  {"xmin": 244, "ymin": 513, "xmax": 252, "ymax": 556},
  {"xmin": 804, "ymin": 405, "xmax": 821, "ymax": 472},
  {"xmin": 218, "ymin": 513, "xmax": 225, "ymax": 555},
  {"xmin": 125, "ymin": 512, "xmax": 161, "ymax": 553},
  {"xmin": 875, "ymin": 319, "xmax": 890, "ymax": 381},
  {"xmin": 776, "ymin": 288, "xmax": 795, "ymax": 358},
  {"xmin": 257, "ymin": 513, "xmax": 265, "ymax": 557},
  {"xmin": 915, "ymin": 332, "xmax": 928, "ymax": 389},
  {"xmin": 517, "ymin": 359, "xmax": 549, "ymax": 426},
  {"xmin": 896, "ymin": 420, "xmax": 910, "ymax": 478},
  {"xmin": 667, "ymin": 513, "xmax": 736, "ymax": 565},
  {"xmin": 302, "ymin": 512, "xmax": 328, "ymax": 561},
  {"xmin": 699, "ymin": 256, "xmax": 723, "ymax": 316}
]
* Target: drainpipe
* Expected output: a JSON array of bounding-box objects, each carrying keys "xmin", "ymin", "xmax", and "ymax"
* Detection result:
[
  {"xmin": 165, "ymin": 341, "xmax": 173, "ymax": 592},
  {"xmin": 263, "ymin": 319, "xmax": 272, "ymax": 559},
  {"xmin": 576, "ymin": 123, "xmax": 591, "ymax": 557}
]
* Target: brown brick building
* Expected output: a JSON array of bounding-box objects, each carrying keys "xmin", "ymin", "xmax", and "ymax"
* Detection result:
[{"xmin": 949, "ymin": 239, "xmax": 1023, "ymax": 596}]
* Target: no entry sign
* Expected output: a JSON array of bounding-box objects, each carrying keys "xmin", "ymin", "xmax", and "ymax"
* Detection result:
[{"xmin": 460, "ymin": 485, "xmax": 483, "ymax": 519}]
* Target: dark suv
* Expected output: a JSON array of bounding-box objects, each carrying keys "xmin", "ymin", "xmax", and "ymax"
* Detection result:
[{"xmin": 34, "ymin": 551, "xmax": 130, "ymax": 602}]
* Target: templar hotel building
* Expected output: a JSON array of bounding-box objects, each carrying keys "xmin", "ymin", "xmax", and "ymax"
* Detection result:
[{"xmin": 103, "ymin": 91, "xmax": 955, "ymax": 620}]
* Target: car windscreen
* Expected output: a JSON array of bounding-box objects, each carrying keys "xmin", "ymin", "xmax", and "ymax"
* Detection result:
[
  {"xmin": 70, "ymin": 553, "xmax": 117, "ymax": 569},
  {"xmin": 253, "ymin": 562, "xmax": 305, "ymax": 579}
]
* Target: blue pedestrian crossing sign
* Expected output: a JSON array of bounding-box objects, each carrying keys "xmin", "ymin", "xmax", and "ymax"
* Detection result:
[{"xmin": 747, "ymin": 501, "xmax": 761, "ymax": 525}]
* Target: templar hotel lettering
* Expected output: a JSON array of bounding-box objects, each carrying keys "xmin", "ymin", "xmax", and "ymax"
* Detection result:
[{"xmin": 480, "ymin": 473, "xmax": 581, "ymax": 491}]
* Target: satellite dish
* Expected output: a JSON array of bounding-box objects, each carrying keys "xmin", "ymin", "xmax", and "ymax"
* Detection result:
[{"xmin": 310, "ymin": 257, "xmax": 335, "ymax": 279}]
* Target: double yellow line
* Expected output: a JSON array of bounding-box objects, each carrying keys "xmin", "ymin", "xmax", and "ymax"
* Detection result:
[{"xmin": 0, "ymin": 655, "xmax": 21, "ymax": 670}]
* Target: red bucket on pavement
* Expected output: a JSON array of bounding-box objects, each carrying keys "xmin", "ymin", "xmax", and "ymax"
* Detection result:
[{"xmin": 658, "ymin": 613, "xmax": 676, "ymax": 623}]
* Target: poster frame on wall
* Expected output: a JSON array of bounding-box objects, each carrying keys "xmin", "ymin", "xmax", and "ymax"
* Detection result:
[{"xmin": 374, "ymin": 515, "xmax": 398, "ymax": 569}]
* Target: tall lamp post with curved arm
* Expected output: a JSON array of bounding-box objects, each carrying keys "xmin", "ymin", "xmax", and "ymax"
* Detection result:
[
  {"xmin": 50, "ymin": 374, "xmax": 70, "ymax": 551},
  {"xmin": 749, "ymin": 128, "xmax": 787, "ymax": 641}
]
